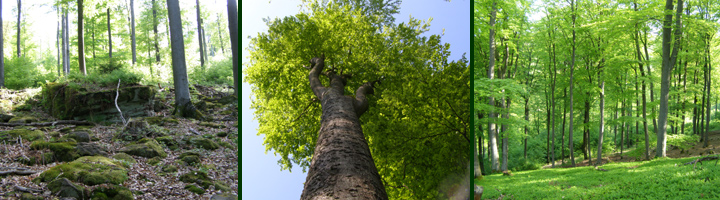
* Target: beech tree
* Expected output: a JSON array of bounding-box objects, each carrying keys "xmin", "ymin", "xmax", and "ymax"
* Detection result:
[
  {"xmin": 166, "ymin": 0, "xmax": 198, "ymax": 118},
  {"xmin": 245, "ymin": 1, "xmax": 468, "ymax": 199}
]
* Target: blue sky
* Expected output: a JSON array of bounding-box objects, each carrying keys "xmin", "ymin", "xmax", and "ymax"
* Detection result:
[{"xmin": 241, "ymin": 1, "xmax": 470, "ymax": 199}]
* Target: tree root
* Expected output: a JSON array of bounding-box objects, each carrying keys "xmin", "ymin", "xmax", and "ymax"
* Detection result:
[
  {"xmin": 683, "ymin": 156, "xmax": 719, "ymax": 170},
  {"xmin": 0, "ymin": 120, "xmax": 94, "ymax": 127},
  {"xmin": 0, "ymin": 168, "xmax": 39, "ymax": 176}
]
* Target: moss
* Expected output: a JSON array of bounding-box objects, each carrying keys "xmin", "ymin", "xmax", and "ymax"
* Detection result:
[
  {"xmin": 144, "ymin": 116, "xmax": 179, "ymax": 126},
  {"xmin": 156, "ymin": 136, "xmax": 179, "ymax": 150},
  {"xmin": 189, "ymin": 137, "xmax": 219, "ymax": 150},
  {"xmin": 215, "ymin": 132, "xmax": 228, "ymax": 137},
  {"xmin": 147, "ymin": 157, "xmax": 162, "ymax": 166},
  {"xmin": 20, "ymin": 192, "xmax": 44, "ymax": 200},
  {"xmin": 30, "ymin": 141, "xmax": 79, "ymax": 162},
  {"xmin": 119, "ymin": 138, "xmax": 167, "ymax": 158},
  {"xmin": 218, "ymin": 141, "xmax": 234, "ymax": 149},
  {"xmin": 199, "ymin": 121, "xmax": 224, "ymax": 128},
  {"xmin": 179, "ymin": 171, "xmax": 213, "ymax": 189},
  {"xmin": 90, "ymin": 185, "xmax": 133, "ymax": 200},
  {"xmin": 0, "ymin": 128, "xmax": 45, "ymax": 143},
  {"xmin": 179, "ymin": 152, "xmax": 202, "ymax": 166},
  {"xmin": 34, "ymin": 156, "xmax": 128, "ymax": 186},
  {"xmin": 162, "ymin": 164, "xmax": 178, "ymax": 173},
  {"xmin": 214, "ymin": 182, "xmax": 230, "ymax": 192},
  {"xmin": 112, "ymin": 153, "xmax": 136, "ymax": 164},
  {"xmin": 185, "ymin": 184, "xmax": 205, "ymax": 195}
]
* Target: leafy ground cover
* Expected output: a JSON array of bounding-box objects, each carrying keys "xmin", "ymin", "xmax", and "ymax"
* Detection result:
[{"xmin": 476, "ymin": 155, "xmax": 720, "ymax": 199}]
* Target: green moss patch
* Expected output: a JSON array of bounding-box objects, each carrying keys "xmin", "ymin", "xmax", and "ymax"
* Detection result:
[
  {"xmin": 156, "ymin": 136, "xmax": 179, "ymax": 150},
  {"xmin": 35, "ymin": 156, "xmax": 128, "ymax": 186},
  {"xmin": 0, "ymin": 128, "xmax": 45, "ymax": 143},
  {"xmin": 179, "ymin": 171, "xmax": 213, "ymax": 189},
  {"xmin": 90, "ymin": 185, "xmax": 133, "ymax": 200},
  {"xmin": 185, "ymin": 184, "xmax": 205, "ymax": 194},
  {"xmin": 112, "ymin": 153, "xmax": 136, "ymax": 164},
  {"xmin": 30, "ymin": 141, "xmax": 79, "ymax": 162},
  {"xmin": 187, "ymin": 137, "xmax": 219, "ymax": 150},
  {"xmin": 179, "ymin": 152, "xmax": 202, "ymax": 166},
  {"xmin": 119, "ymin": 138, "xmax": 167, "ymax": 158},
  {"xmin": 8, "ymin": 115, "xmax": 37, "ymax": 123}
]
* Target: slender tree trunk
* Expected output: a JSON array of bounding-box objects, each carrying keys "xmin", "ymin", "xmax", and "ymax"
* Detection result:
[
  {"xmin": 562, "ymin": 88, "xmax": 567, "ymax": 164},
  {"xmin": 568, "ymin": 0, "xmax": 577, "ymax": 166},
  {"xmin": 228, "ymin": 0, "xmax": 238, "ymax": 96},
  {"xmin": 596, "ymin": 80, "xmax": 605, "ymax": 165},
  {"xmin": 501, "ymin": 98, "xmax": 509, "ymax": 171},
  {"xmin": 153, "ymin": 0, "xmax": 160, "ymax": 63},
  {"xmin": 524, "ymin": 97, "xmax": 530, "ymax": 160},
  {"xmin": 643, "ymin": 29, "xmax": 657, "ymax": 133},
  {"xmin": 217, "ymin": 14, "xmax": 225, "ymax": 54},
  {"xmin": 478, "ymin": 113, "xmax": 486, "ymax": 175},
  {"xmin": 62, "ymin": 7, "xmax": 69, "ymax": 74},
  {"xmin": 196, "ymin": 0, "xmax": 204, "ymax": 68},
  {"xmin": 201, "ymin": 23, "xmax": 208, "ymax": 63},
  {"xmin": 584, "ymin": 96, "xmax": 590, "ymax": 162},
  {"xmin": 658, "ymin": 0, "xmax": 683, "ymax": 158},
  {"xmin": 16, "ymin": 0, "xmax": 21, "ymax": 57},
  {"xmin": 78, "ymin": 0, "xmax": 86, "ymax": 75},
  {"xmin": 550, "ymin": 50, "xmax": 557, "ymax": 167},
  {"xmin": 131, "ymin": 0, "xmax": 136, "ymax": 64},
  {"xmin": 56, "ymin": 9, "xmax": 60, "ymax": 77},
  {"xmin": 487, "ymin": 0, "xmax": 499, "ymax": 172},
  {"xmin": 705, "ymin": 34, "xmax": 712, "ymax": 147},
  {"xmin": 634, "ymin": 2, "xmax": 650, "ymax": 160},
  {"xmin": 0, "ymin": 0, "xmax": 4, "ymax": 87}
]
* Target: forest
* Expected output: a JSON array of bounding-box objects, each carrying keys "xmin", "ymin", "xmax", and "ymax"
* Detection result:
[
  {"xmin": 0, "ymin": 0, "xmax": 239, "ymax": 199},
  {"xmin": 475, "ymin": 0, "xmax": 720, "ymax": 198}
]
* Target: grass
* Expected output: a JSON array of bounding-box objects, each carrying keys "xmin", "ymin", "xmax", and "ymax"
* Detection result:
[{"xmin": 476, "ymin": 156, "xmax": 720, "ymax": 199}]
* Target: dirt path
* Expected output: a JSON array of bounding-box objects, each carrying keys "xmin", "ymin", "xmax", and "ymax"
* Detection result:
[{"xmin": 542, "ymin": 130, "xmax": 720, "ymax": 169}]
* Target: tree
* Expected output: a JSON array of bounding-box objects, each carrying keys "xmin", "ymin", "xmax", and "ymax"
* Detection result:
[
  {"xmin": 153, "ymin": 0, "xmax": 160, "ymax": 63},
  {"xmin": 167, "ymin": 0, "xmax": 198, "ymax": 118},
  {"xmin": 228, "ymin": 0, "xmax": 238, "ymax": 96},
  {"xmin": 568, "ymin": 0, "xmax": 577, "ymax": 166},
  {"xmin": 658, "ymin": 0, "xmax": 684, "ymax": 158},
  {"xmin": 0, "ymin": 0, "xmax": 4, "ymax": 88},
  {"xmin": 195, "ymin": 0, "xmax": 204, "ymax": 68},
  {"xmin": 16, "ymin": 0, "xmax": 21, "ymax": 58},
  {"xmin": 487, "ymin": 0, "xmax": 500, "ymax": 172},
  {"xmin": 131, "ymin": 0, "xmax": 136, "ymax": 64},
  {"xmin": 246, "ymin": 2, "xmax": 468, "ymax": 199},
  {"xmin": 108, "ymin": 8, "xmax": 112, "ymax": 59},
  {"xmin": 78, "ymin": 0, "xmax": 86, "ymax": 75}
]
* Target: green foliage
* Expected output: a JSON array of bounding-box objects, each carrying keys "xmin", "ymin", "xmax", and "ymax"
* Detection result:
[
  {"xmin": 667, "ymin": 134, "xmax": 700, "ymax": 151},
  {"xmin": 189, "ymin": 57, "xmax": 233, "ymax": 86},
  {"xmin": 477, "ymin": 156, "xmax": 720, "ymax": 199},
  {"xmin": 65, "ymin": 67, "xmax": 143, "ymax": 88},
  {"xmin": 4, "ymin": 56, "xmax": 54, "ymax": 89}
]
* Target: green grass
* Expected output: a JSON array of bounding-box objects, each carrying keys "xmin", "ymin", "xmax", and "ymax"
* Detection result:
[{"xmin": 476, "ymin": 156, "xmax": 720, "ymax": 199}]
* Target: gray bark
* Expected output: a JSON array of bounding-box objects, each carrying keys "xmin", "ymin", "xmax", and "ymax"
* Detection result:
[
  {"xmin": 658, "ymin": 0, "xmax": 683, "ymax": 158},
  {"xmin": 196, "ymin": 0, "xmax": 204, "ymax": 68},
  {"xmin": 108, "ymin": 8, "xmax": 112, "ymax": 59},
  {"xmin": 78, "ymin": 0, "xmax": 86, "ymax": 75},
  {"xmin": 16, "ymin": 0, "xmax": 20, "ymax": 57},
  {"xmin": 487, "ymin": 0, "xmax": 499, "ymax": 172},
  {"xmin": 228, "ymin": 0, "xmax": 238, "ymax": 96},
  {"xmin": 167, "ymin": 0, "xmax": 196, "ymax": 118},
  {"xmin": 568, "ymin": 0, "xmax": 577, "ymax": 166},
  {"xmin": 153, "ymin": 0, "xmax": 160, "ymax": 63},
  {"xmin": 131, "ymin": 0, "xmax": 136, "ymax": 64},
  {"xmin": 0, "ymin": 0, "xmax": 4, "ymax": 87},
  {"xmin": 596, "ymin": 80, "xmax": 605, "ymax": 165}
]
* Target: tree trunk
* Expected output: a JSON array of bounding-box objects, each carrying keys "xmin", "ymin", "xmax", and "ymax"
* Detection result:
[
  {"xmin": 130, "ymin": 0, "xmax": 136, "ymax": 64},
  {"xmin": 634, "ymin": 2, "xmax": 650, "ymax": 160},
  {"xmin": 16, "ymin": 0, "xmax": 21, "ymax": 57},
  {"xmin": 196, "ymin": 0, "xmax": 204, "ymax": 68},
  {"xmin": 56, "ymin": 9, "xmax": 60, "ymax": 76},
  {"xmin": 487, "ymin": 0, "xmax": 500, "ymax": 172},
  {"xmin": 568, "ymin": 0, "xmax": 577, "ymax": 166},
  {"xmin": 153, "ymin": 0, "xmax": 161, "ymax": 63},
  {"xmin": 524, "ymin": 97, "xmax": 530, "ymax": 160},
  {"xmin": 201, "ymin": 23, "xmax": 208, "ymax": 62},
  {"xmin": 478, "ymin": 113, "xmax": 486, "ymax": 175},
  {"xmin": 228, "ymin": 0, "xmax": 238, "ymax": 96},
  {"xmin": 0, "ymin": 0, "xmax": 4, "ymax": 87},
  {"xmin": 108, "ymin": 8, "xmax": 112, "ymax": 60},
  {"xmin": 562, "ymin": 88, "xmax": 567, "ymax": 164},
  {"xmin": 167, "ymin": 0, "xmax": 198, "ymax": 119},
  {"xmin": 705, "ymin": 34, "xmax": 712, "ymax": 147},
  {"xmin": 596, "ymin": 80, "xmax": 605, "ymax": 165},
  {"xmin": 62, "ymin": 7, "xmax": 69, "ymax": 74},
  {"xmin": 658, "ymin": 0, "xmax": 683, "ymax": 158},
  {"xmin": 501, "ymin": 98, "xmax": 509, "ymax": 171},
  {"xmin": 217, "ymin": 14, "xmax": 225, "ymax": 54},
  {"xmin": 78, "ymin": 0, "xmax": 86, "ymax": 75}
]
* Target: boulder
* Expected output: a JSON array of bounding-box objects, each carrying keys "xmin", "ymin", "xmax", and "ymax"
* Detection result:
[
  {"xmin": 34, "ymin": 156, "xmax": 128, "ymax": 186},
  {"xmin": 90, "ymin": 185, "xmax": 133, "ymax": 200},
  {"xmin": 76, "ymin": 142, "xmax": 108, "ymax": 157},
  {"xmin": 116, "ymin": 120, "xmax": 164, "ymax": 141},
  {"xmin": 119, "ymin": 138, "xmax": 167, "ymax": 158},
  {"xmin": 112, "ymin": 153, "xmax": 136, "ymax": 164},
  {"xmin": 66, "ymin": 131, "xmax": 91, "ymax": 143},
  {"xmin": 179, "ymin": 152, "xmax": 201, "ymax": 166},
  {"xmin": 42, "ymin": 82, "xmax": 156, "ymax": 122},
  {"xmin": 8, "ymin": 115, "xmax": 37, "ymax": 123},
  {"xmin": 30, "ymin": 141, "xmax": 79, "ymax": 162},
  {"xmin": 210, "ymin": 193, "xmax": 238, "ymax": 200},
  {"xmin": 0, "ymin": 128, "xmax": 45, "ymax": 143},
  {"xmin": 0, "ymin": 114, "xmax": 13, "ymax": 122},
  {"xmin": 47, "ymin": 178, "xmax": 86, "ymax": 200},
  {"xmin": 187, "ymin": 137, "xmax": 219, "ymax": 150}
]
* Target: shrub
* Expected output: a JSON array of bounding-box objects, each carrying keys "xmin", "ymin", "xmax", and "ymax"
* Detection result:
[{"xmin": 189, "ymin": 57, "xmax": 233, "ymax": 86}]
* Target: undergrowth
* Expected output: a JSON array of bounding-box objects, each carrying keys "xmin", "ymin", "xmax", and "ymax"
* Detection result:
[{"xmin": 476, "ymin": 156, "xmax": 720, "ymax": 199}]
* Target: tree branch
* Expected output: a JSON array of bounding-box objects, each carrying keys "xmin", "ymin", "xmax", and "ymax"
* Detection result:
[
  {"xmin": 0, "ymin": 120, "xmax": 95, "ymax": 127},
  {"xmin": 308, "ymin": 54, "xmax": 327, "ymax": 99},
  {"xmin": 353, "ymin": 80, "xmax": 380, "ymax": 117}
]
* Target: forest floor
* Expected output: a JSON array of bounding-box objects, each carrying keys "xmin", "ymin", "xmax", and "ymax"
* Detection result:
[
  {"xmin": 541, "ymin": 130, "xmax": 720, "ymax": 168},
  {"xmin": 0, "ymin": 85, "xmax": 238, "ymax": 200}
]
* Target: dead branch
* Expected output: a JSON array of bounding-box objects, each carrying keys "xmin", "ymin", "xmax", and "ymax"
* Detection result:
[
  {"xmin": 0, "ymin": 120, "xmax": 95, "ymax": 127},
  {"xmin": 189, "ymin": 128, "xmax": 201, "ymax": 135},
  {"xmin": 684, "ymin": 156, "xmax": 719, "ymax": 170},
  {"xmin": 14, "ymin": 185, "xmax": 42, "ymax": 193},
  {"xmin": 116, "ymin": 79, "xmax": 128, "ymax": 126},
  {"xmin": 0, "ymin": 169, "xmax": 39, "ymax": 176}
]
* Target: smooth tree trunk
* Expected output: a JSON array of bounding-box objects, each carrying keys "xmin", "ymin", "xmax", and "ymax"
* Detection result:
[
  {"xmin": 153, "ymin": 0, "xmax": 160, "ymax": 63},
  {"xmin": 167, "ymin": 0, "xmax": 199, "ymax": 119},
  {"xmin": 524, "ymin": 97, "xmax": 530, "ymax": 159},
  {"xmin": 0, "ymin": 0, "xmax": 3, "ymax": 87},
  {"xmin": 634, "ymin": 3, "xmax": 650, "ymax": 160},
  {"xmin": 78, "ymin": 0, "xmax": 86, "ymax": 75},
  {"xmin": 131, "ymin": 0, "xmax": 136, "ymax": 64},
  {"xmin": 562, "ymin": 88, "xmax": 567, "ymax": 164},
  {"xmin": 16, "ymin": 0, "xmax": 20, "ymax": 57},
  {"xmin": 228, "ymin": 0, "xmax": 238, "ymax": 96},
  {"xmin": 487, "ymin": 0, "xmax": 500, "ymax": 172},
  {"xmin": 596, "ymin": 80, "xmax": 605, "ymax": 165},
  {"xmin": 108, "ymin": 8, "xmax": 112, "ymax": 59},
  {"xmin": 299, "ymin": 55, "xmax": 386, "ymax": 200},
  {"xmin": 705, "ymin": 35, "xmax": 712, "ymax": 147},
  {"xmin": 62, "ymin": 7, "xmax": 69, "ymax": 74},
  {"xmin": 568, "ymin": 0, "xmax": 577, "ymax": 166},
  {"xmin": 478, "ymin": 113, "xmax": 486, "ymax": 175},
  {"xmin": 658, "ymin": 0, "xmax": 684, "ymax": 158},
  {"xmin": 217, "ymin": 14, "xmax": 225, "ymax": 54},
  {"xmin": 56, "ymin": 9, "xmax": 60, "ymax": 76},
  {"xmin": 196, "ymin": 0, "xmax": 204, "ymax": 68}
]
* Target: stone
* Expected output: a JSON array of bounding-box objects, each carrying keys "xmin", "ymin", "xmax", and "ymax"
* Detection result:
[
  {"xmin": 42, "ymin": 83, "xmax": 156, "ymax": 122},
  {"xmin": 210, "ymin": 193, "xmax": 238, "ymax": 200},
  {"xmin": 8, "ymin": 115, "xmax": 37, "ymax": 123},
  {"xmin": 30, "ymin": 141, "xmax": 79, "ymax": 162},
  {"xmin": 156, "ymin": 136, "xmax": 179, "ymax": 150},
  {"xmin": 47, "ymin": 178, "xmax": 85, "ymax": 200},
  {"xmin": 185, "ymin": 184, "xmax": 205, "ymax": 195},
  {"xmin": 179, "ymin": 171, "xmax": 213, "ymax": 189},
  {"xmin": 90, "ymin": 185, "xmax": 133, "ymax": 200},
  {"xmin": 67, "ymin": 131, "xmax": 91, "ymax": 143},
  {"xmin": 112, "ymin": 153, "xmax": 137, "ymax": 164},
  {"xmin": 76, "ymin": 142, "xmax": 109, "ymax": 157},
  {"xmin": 0, "ymin": 114, "xmax": 13, "ymax": 122},
  {"xmin": 20, "ymin": 192, "xmax": 44, "ymax": 200},
  {"xmin": 188, "ymin": 137, "xmax": 219, "ymax": 150},
  {"xmin": 162, "ymin": 164, "xmax": 178, "ymax": 173},
  {"xmin": 179, "ymin": 152, "xmax": 202, "ymax": 166},
  {"xmin": 119, "ymin": 138, "xmax": 167, "ymax": 158},
  {"xmin": 34, "ymin": 156, "xmax": 128, "ymax": 186},
  {"xmin": 0, "ymin": 128, "xmax": 45, "ymax": 144}
]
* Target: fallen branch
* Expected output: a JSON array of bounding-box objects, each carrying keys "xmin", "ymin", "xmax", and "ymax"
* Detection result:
[
  {"xmin": 0, "ymin": 120, "xmax": 95, "ymax": 127},
  {"xmin": 189, "ymin": 128, "xmax": 201, "ymax": 135},
  {"xmin": 115, "ymin": 79, "xmax": 128, "ymax": 126},
  {"xmin": 684, "ymin": 156, "xmax": 719, "ymax": 170},
  {"xmin": 14, "ymin": 185, "xmax": 42, "ymax": 193},
  {"xmin": 0, "ymin": 169, "xmax": 39, "ymax": 176}
]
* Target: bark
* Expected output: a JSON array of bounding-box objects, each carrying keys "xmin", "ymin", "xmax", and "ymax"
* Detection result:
[
  {"xmin": 108, "ymin": 8, "xmax": 112, "ymax": 59},
  {"xmin": 642, "ymin": 29, "xmax": 657, "ymax": 133},
  {"xmin": 131, "ymin": 0, "xmax": 136, "ymax": 64},
  {"xmin": 478, "ymin": 113, "xmax": 486, "ymax": 174},
  {"xmin": 705, "ymin": 34, "xmax": 712, "ymax": 147},
  {"xmin": 56, "ymin": 9, "xmax": 60, "ymax": 76},
  {"xmin": 153, "ymin": 0, "xmax": 160, "ymax": 63},
  {"xmin": 0, "ymin": 0, "xmax": 4, "ymax": 87},
  {"xmin": 228, "ymin": 0, "xmax": 239, "ymax": 96},
  {"xmin": 217, "ymin": 14, "xmax": 225, "ymax": 54},
  {"xmin": 300, "ymin": 55, "xmax": 387, "ymax": 200},
  {"xmin": 583, "ymin": 96, "xmax": 590, "ymax": 160},
  {"xmin": 201, "ymin": 23, "xmax": 209, "ymax": 62},
  {"xmin": 550, "ymin": 42, "xmax": 557, "ymax": 167},
  {"xmin": 524, "ymin": 97, "xmax": 530, "ymax": 160},
  {"xmin": 16, "ymin": 0, "xmax": 21, "ymax": 57},
  {"xmin": 562, "ymin": 88, "xmax": 567, "ymax": 164},
  {"xmin": 568, "ymin": 0, "xmax": 577, "ymax": 166},
  {"xmin": 501, "ymin": 98, "xmax": 509, "ymax": 171},
  {"xmin": 196, "ymin": 0, "xmax": 204, "ymax": 68},
  {"xmin": 634, "ymin": 3, "xmax": 650, "ymax": 160},
  {"xmin": 658, "ymin": 0, "xmax": 683, "ymax": 158},
  {"xmin": 487, "ymin": 0, "xmax": 499, "ymax": 172},
  {"xmin": 62, "ymin": 7, "xmax": 69, "ymax": 74},
  {"xmin": 167, "ymin": 0, "xmax": 198, "ymax": 118},
  {"xmin": 78, "ymin": 0, "xmax": 86, "ymax": 75}
]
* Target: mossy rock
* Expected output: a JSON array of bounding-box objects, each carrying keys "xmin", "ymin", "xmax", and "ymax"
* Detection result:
[
  {"xmin": 179, "ymin": 152, "xmax": 202, "ymax": 166},
  {"xmin": 47, "ymin": 178, "xmax": 86, "ymax": 200},
  {"xmin": 0, "ymin": 128, "xmax": 45, "ymax": 143},
  {"xmin": 76, "ymin": 142, "xmax": 109, "ymax": 157},
  {"xmin": 20, "ymin": 192, "xmax": 44, "ymax": 200},
  {"xmin": 8, "ymin": 115, "xmax": 37, "ymax": 123},
  {"xmin": 143, "ymin": 116, "xmax": 179, "ymax": 126},
  {"xmin": 185, "ymin": 184, "xmax": 205, "ymax": 195},
  {"xmin": 218, "ymin": 141, "xmax": 234, "ymax": 150},
  {"xmin": 147, "ymin": 157, "xmax": 162, "ymax": 166},
  {"xmin": 35, "ymin": 156, "xmax": 128, "ymax": 186},
  {"xmin": 42, "ymin": 82, "xmax": 156, "ymax": 122},
  {"xmin": 16, "ymin": 152, "xmax": 55, "ymax": 166},
  {"xmin": 216, "ymin": 95, "xmax": 237, "ymax": 105},
  {"xmin": 112, "ymin": 153, "xmax": 136, "ymax": 164},
  {"xmin": 0, "ymin": 114, "xmax": 14, "ymax": 122},
  {"xmin": 90, "ymin": 185, "xmax": 133, "ymax": 200},
  {"xmin": 161, "ymin": 164, "xmax": 178, "ymax": 173},
  {"xmin": 156, "ymin": 136, "xmax": 179, "ymax": 150},
  {"xmin": 214, "ymin": 182, "xmax": 230, "ymax": 192},
  {"xmin": 30, "ymin": 141, "xmax": 79, "ymax": 162},
  {"xmin": 187, "ymin": 137, "xmax": 219, "ymax": 150},
  {"xmin": 215, "ymin": 132, "xmax": 228, "ymax": 137},
  {"xmin": 119, "ymin": 138, "xmax": 167, "ymax": 158},
  {"xmin": 210, "ymin": 193, "xmax": 238, "ymax": 200},
  {"xmin": 64, "ymin": 130, "xmax": 92, "ymax": 143},
  {"xmin": 179, "ymin": 171, "xmax": 213, "ymax": 189},
  {"xmin": 116, "ymin": 120, "xmax": 165, "ymax": 141},
  {"xmin": 199, "ymin": 122, "xmax": 224, "ymax": 128}
]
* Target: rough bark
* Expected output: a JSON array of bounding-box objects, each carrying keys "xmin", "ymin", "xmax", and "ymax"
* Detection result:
[
  {"xmin": 300, "ymin": 55, "xmax": 387, "ymax": 200},
  {"xmin": 487, "ymin": 0, "xmax": 499, "ymax": 172},
  {"xmin": 658, "ymin": 0, "xmax": 683, "ymax": 158},
  {"xmin": 131, "ymin": 0, "xmax": 136, "ymax": 64},
  {"xmin": 78, "ymin": 0, "xmax": 86, "ymax": 75},
  {"xmin": 228, "ymin": 0, "xmax": 238, "ymax": 96},
  {"xmin": 167, "ymin": 0, "xmax": 198, "ymax": 118}
]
